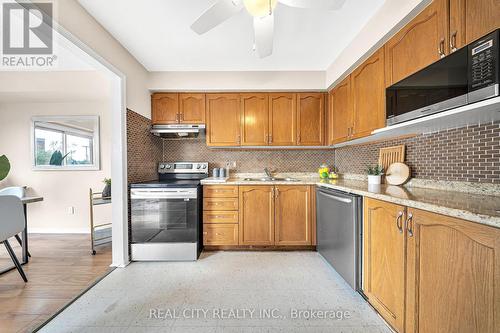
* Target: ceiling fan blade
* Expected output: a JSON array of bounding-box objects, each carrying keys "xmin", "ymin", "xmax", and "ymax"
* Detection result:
[
  {"xmin": 191, "ymin": 0, "xmax": 243, "ymax": 34},
  {"xmin": 254, "ymin": 14, "xmax": 274, "ymax": 58},
  {"xmin": 278, "ymin": 0, "xmax": 346, "ymax": 10}
]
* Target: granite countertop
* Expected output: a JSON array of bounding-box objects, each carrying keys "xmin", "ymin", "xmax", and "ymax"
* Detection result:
[{"xmin": 201, "ymin": 173, "xmax": 500, "ymax": 229}]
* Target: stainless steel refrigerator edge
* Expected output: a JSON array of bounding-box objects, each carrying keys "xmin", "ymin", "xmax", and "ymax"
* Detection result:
[{"xmin": 316, "ymin": 187, "xmax": 362, "ymax": 291}]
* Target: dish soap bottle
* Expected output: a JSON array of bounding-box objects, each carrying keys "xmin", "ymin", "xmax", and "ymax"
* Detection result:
[{"xmin": 318, "ymin": 163, "xmax": 330, "ymax": 179}]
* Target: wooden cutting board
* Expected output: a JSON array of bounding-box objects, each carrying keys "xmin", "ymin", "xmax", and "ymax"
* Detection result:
[{"xmin": 379, "ymin": 145, "xmax": 406, "ymax": 172}]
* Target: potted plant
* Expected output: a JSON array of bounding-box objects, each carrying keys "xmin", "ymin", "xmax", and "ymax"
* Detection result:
[
  {"xmin": 49, "ymin": 150, "xmax": 70, "ymax": 166},
  {"xmin": 102, "ymin": 178, "xmax": 111, "ymax": 198},
  {"xmin": 366, "ymin": 165, "xmax": 384, "ymax": 185},
  {"xmin": 0, "ymin": 155, "xmax": 10, "ymax": 182}
]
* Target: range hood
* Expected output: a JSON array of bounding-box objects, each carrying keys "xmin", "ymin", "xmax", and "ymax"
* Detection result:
[{"xmin": 150, "ymin": 124, "xmax": 205, "ymax": 139}]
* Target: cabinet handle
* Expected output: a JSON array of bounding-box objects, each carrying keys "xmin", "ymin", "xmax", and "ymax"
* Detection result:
[
  {"xmin": 450, "ymin": 31, "xmax": 457, "ymax": 52},
  {"xmin": 406, "ymin": 213, "xmax": 414, "ymax": 237},
  {"xmin": 438, "ymin": 38, "xmax": 446, "ymax": 58},
  {"xmin": 216, "ymin": 233, "xmax": 222, "ymax": 236},
  {"xmin": 176, "ymin": 113, "xmax": 180, "ymax": 122},
  {"xmin": 396, "ymin": 211, "xmax": 403, "ymax": 233},
  {"xmin": 203, "ymin": 232, "xmax": 208, "ymax": 235},
  {"xmin": 237, "ymin": 135, "xmax": 241, "ymax": 145},
  {"xmin": 265, "ymin": 134, "xmax": 269, "ymax": 143},
  {"xmin": 297, "ymin": 135, "xmax": 301, "ymax": 144},
  {"xmin": 180, "ymin": 113, "xmax": 184, "ymax": 121},
  {"xmin": 269, "ymin": 134, "xmax": 273, "ymax": 144},
  {"xmin": 275, "ymin": 188, "xmax": 279, "ymax": 197}
]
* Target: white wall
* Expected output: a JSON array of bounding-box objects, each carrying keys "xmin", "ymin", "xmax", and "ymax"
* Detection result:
[
  {"xmin": 149, "ymin": 71, "xmax": 326, "ymax": 91},
  {"xmin": 325, "ymin": 0, "xmax": 431, "ymax": 89},
  {"xmin": 0, "ymin": 101, "xmax": 112, "ymax": 233},
  {"xmin": 54, "ymin": 0, "xmax": 151, "ymax": 118}
]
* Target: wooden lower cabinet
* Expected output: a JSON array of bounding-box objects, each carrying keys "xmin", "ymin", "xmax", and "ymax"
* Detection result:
[
  {"xmin": 275, "ymin": 185, "xmax": 312, "ymax": 245},
  {"xmin": 405, "ymin": 208, "xmax": 500, "ymax": 333},
  {"xmin": 203, "ymin": 224, "xmax": 238, "ymax": 246},
  {"xmin": 363, "ymin": 198, "xmax": 406, "ymax": 332},
  {"xmin": 239, "ymin": 186, "xmax": 275, "ymax": 245},
  {"xmin": 203, "ymin": 185, "xmax": 314, "ymax": 248},
  {"xmin": 363, "ymin": 198, "xmax": 499, "ymax": 333}
]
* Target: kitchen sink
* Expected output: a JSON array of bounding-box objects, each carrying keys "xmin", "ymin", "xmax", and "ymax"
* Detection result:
[{"xmin": 242, "ymin": 177, "xmax": 300, "ymax": 182}]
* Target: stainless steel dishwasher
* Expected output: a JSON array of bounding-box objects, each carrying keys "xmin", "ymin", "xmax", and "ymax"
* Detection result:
[{"xmin": 316, "ymin": 186, "xmax": 362, "ymax": 291}]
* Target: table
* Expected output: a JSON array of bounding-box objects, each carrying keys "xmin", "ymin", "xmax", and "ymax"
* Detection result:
[{"xmin": 0, "ymin": 196, "xmax": 43, "ymax": 275}]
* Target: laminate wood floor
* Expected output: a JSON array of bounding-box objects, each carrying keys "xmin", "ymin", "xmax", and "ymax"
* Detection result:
[{"xmin": 0, "ymin": 234, "xmax": 112, "ymax": 333}]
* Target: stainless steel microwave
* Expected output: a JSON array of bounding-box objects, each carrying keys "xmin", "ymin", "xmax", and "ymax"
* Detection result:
[{"xmin": 386, "ymin": 29, "xmax": 499, "ymax": 126}]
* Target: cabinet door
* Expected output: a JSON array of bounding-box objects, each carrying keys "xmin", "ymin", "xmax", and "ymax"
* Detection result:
[
  {"xmin": 328, "ymin": 77, "xmax": 353, "ymax": 144},
  {"xmin": 450, "ymin": 0, "xmax": 500, "ymax": 51},
  {"xmin": 274, "ymin": 185, "xmax": 311, "ymax": 246},
  {"xmin": 405, "ymin": 208, "xmax": 500, "ymax": 333},
  {"xmin": 240, "ymin": 93, "xmax": 269, "ymax": 146},
  {"xmin": 151, "ymin": 93, "xmax": 179, "ymax": 124},
  {"xmin": 269, "ymin": 93, "xmax": 297, "ymax": 146},
  {"xmin": 297, "ymin": 93, "xmax": 325, "ymax": 146},
  {"xmin": 206, "ymin": 94, "xmax": 241, "ymax": 146},
  {"xmin": 351, "ymin": 48, "xmax": 386, "ymax": 139},
  {"xmin": 385, "ymin": 0, "xmax": 449, "ymax": 86},
  {"xmin": 363, "ymin": 198, "xmax": 406, "ymax": 332},
  {"xmin": 179, "ymin": 93, "xmax": 205, "ymax": 124},
  {"xmin": 239, "ymin": 186, "xmax": 275, "ymax": 246}
]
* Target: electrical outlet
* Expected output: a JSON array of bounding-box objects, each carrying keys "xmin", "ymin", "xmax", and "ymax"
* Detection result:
[
  {"xmin": 225, "ymin": 161, "xmax": 236, "ymax": 169},
  {"xmin": 67, "ymin": 206, "xmax": 75, "ymax": 215}
]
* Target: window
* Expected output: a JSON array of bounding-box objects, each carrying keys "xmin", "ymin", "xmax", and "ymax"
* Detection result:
[{"xmin": 32, "ymin": 116, "xmax": 100, "ymax": 170}]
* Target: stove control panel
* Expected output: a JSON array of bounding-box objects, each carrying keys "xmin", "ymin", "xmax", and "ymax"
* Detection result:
[{"xmin": 158, "ymin": 162, "xmax": 208, "ymax": 174}]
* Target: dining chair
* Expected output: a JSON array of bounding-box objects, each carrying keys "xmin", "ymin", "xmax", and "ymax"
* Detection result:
[
  {"xmin": 0, "ymin": 195, "xmax": 28, "ymax": 282},
  {"xmin": 0, "ymin": 187, "xmax": 30, "ymax": 257}
]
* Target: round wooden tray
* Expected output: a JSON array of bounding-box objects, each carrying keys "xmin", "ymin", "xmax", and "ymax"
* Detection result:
[{"xmin": 385, "ymin": 162, "xmax": 410, "ymax": 185}]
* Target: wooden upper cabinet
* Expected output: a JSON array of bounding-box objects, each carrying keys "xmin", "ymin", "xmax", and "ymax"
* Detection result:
[
  {"xmin": 269, "ymin": 93, "xmax": 297, "ymax": 146},
  {"xmin": 151, "ymin": 93, "xmax": 179, "ymax": 124},
  {"xmin": 274, "ymin": 185, "xmax": 312, "ymax": 246},
  {"xmin": 450, "ymin": 0, "xmax": 500, "ymax": 51},
  {"xmin": 179, "ymin": 93, "xmax": 205, "ymax": 124},
  {"xmin": 351, "ymin": 48, "xmax": 386, "ymax": 139},
  {"xmin": 405, "ymin": 208, "xmax": 500, "ymax": 333},
  {"xmin": 240, "ymin": 93, "xmax": 269, "ymax": 146},
  {"xmin": 206, "ymin": 94, "xmax": 241, "ymax": 147},
  {"xmin": 297, "ymin": 93, "xmax": 325, "ymax": 146},
  {"xmin": 363, "ymin": 198, "xmax": 406, "ymax": 333},
  {"xmin": 328, "ymin": 77, "xmax": 353, "ymax": 145},
  {"xmin": 239, "ymin": 186, "xmax": 275, "ymax": 246},
  {"xmin": 385, "ymin": 0, "xmax": 449, "ymax": 86}
]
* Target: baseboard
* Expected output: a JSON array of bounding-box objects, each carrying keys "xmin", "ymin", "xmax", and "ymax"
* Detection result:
[{"xmin": 28, "ymin": 228, "xmax": 90, "ymax": 234}]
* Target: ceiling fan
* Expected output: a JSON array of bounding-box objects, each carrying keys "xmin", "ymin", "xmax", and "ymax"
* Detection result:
[{"xmin": 190, "ymin": 0, "xmax": 346, "ymax": 58}]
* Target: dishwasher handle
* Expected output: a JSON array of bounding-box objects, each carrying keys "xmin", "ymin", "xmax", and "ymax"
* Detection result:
[{"xmin": 317, "ymin": 190, "xmax": 353, "ymax": 204}]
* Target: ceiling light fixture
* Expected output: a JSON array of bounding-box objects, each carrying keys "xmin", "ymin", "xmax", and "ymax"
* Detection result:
[{"xmin": 243, "ymin": 0, "xmax": 278, "ymax": 17}]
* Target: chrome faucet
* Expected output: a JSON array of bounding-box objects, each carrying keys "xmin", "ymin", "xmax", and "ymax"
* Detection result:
[{"xmin": 264, "ymin": 168, "xmax": 273, "ymax": 178}]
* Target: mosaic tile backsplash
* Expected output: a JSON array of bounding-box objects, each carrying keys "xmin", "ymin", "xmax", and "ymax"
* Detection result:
[
  {"xmin": 127, "ymin": 110, "xmax": 499, "ymax": 184},
  {"xmin": 335, "ymin": 121, "xmax": 500, "ymax": 184},
  {"xmin": 127, "ymin": 109, "xmax": 163, "ymax": 183},
  {"xmin": 163, "ymin": 137, "xmax": 336, "ymax": 173}
]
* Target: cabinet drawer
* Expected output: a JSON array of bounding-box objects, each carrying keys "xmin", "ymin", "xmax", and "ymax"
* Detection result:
[
  {"xmin": 203, "ymin": 185, "xmax": 239, "ymax": 198},
  {"xmin": 203, "ymin": 224, "xmax": 239, "ymax": 246},
  {"xmin": 203, "ymin": 197, "xmax": 239, "ymax": 211},
  {"xmin": 203, "ymin": 210, "xmax": 238, "ymax": 224}
]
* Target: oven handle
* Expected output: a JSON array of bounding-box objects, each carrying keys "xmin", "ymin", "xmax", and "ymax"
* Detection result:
[{"xmin": 131, "ymin": 189, "xmax": 197, "ymax": 200}]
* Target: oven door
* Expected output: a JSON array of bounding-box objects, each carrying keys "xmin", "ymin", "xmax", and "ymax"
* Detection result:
[{"xmin": 130, "ymin": 188, "xmax": 199, "ymax": 244}]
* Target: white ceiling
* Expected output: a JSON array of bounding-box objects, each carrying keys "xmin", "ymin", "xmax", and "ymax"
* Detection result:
[{"xmin": 78, "ymin": 0, "xmax": 386, "ymax": 71}]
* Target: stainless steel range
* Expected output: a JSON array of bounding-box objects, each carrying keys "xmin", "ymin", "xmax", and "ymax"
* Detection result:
[{"xmin": 130, "ymin": 162, "xmax": 208, "ymax": 261}]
